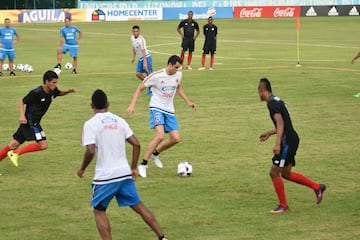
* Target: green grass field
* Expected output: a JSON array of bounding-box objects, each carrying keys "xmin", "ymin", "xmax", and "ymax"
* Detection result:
[{"xmin": 0, "ymin": 16, "xmax": 359, "ymax": 240}]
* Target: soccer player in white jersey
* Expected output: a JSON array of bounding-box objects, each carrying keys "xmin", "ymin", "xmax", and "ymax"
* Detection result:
[
  {"xmin": 131, "ymin": 25, "xmax": 153, "ymax": 96},
  {"xmin": 126, "ymin": 55, "xmax": 197, "ymax": 178},
  {"xmin": 78, "ymin": 89, "xmax": 168, "ymax": 240}
]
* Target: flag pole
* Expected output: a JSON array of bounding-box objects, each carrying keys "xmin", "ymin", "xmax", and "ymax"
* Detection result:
[{"xmin": 296, "ymin": 17, "xmax": 301, "ymax": 67}]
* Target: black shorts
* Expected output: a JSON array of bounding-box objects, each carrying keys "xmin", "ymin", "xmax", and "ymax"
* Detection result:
[
  {"xmin": 13, "ymin": 124, "xmax": 46, "ymax": 144},
  {"xmin": 203, "ymin": 42, "xmax": 216, "ymax": 55},
  {"xmin": 181, "ymin": 38, "xmax": 195, "ymax": 52},
  {"xmin": 272, "ymin": 143, "xmax": 299, "ymax": 167}
]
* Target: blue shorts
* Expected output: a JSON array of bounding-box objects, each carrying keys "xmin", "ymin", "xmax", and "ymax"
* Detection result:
[
  {"xmin": 149, "ymin": 109, "xmax": 179, "ymax": 133},
  {"xmin": 62, "ymin": 44, "xmax": 78, "ymax": 57},
  {"xmin": 0, "ymin": 49, "xmax": 15, "ymax": 61},
  {"xmin": 91, "ymin": 179, "xmax": 141, "ymax": 209},
  {"xmin": 136, "ymin": 55, "xmax": 153, "ymax": 74}
]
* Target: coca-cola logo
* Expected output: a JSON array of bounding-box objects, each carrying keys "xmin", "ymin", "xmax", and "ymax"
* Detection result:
[
  {"xmin": 239, "ymin": 8, "xmax": 263, "ymax": 18},
  {"xmin": 273, "ymin": 7, "xmax": 295, "ymax": 17}
]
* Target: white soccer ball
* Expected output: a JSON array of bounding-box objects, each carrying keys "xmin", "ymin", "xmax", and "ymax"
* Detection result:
[
  {"xmin": 25, "ymin": 65, "xmax": 33, "ymax": 73},
  {"xmin": 177, "ymin": 162, "xmax": 192, "ymax": 176},
  {"xmin": 17, "ymin": 64, "xmax": 25, "ymax": 72},
  {"xmin": 2, "ymin": 63, "xmax": 9, "ymax": 71},
  {"xmin": 54, "ymin": 68, "xmax": 61, "ymax": 76},
  {"xmin": 65, "ymin": 62, "xmax": 73, "ymax": 70}
]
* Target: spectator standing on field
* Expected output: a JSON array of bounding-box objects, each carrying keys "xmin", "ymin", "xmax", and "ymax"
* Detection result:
[
  {"xmin": 131, "ymin": 25, "xmax": 153, "ymax": 96},
  {"xmin": 126, "ymin": 55, "xmax": 197, "ymax": 178},
  {"xmin": 78, "ymin": 89, "xmax": 168, "ymax": 240},
  {"xmin": 177, "ymin": 10, "xmax": 200, "ymax": 70},
  {"xmin": 0, "ymin": 70, "xmax": 76, "ymax": 167},
  {"xmin": 198, "ymin": 16, "xmax": 217, "ymax": 71},
  {"xmin": 258, "ymin": 77, "xmax": 326, "ymax": 214},
  {"xmin": 54, "ymin": 16, "xmax": 82, "ymax": 74},
  {"xmin": 0, "ymin": 18, "xmax": 19, "ymax": 77}
]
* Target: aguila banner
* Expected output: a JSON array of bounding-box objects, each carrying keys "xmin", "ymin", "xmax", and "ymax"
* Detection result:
[{"xmin": 234, "ymin": 6, "xmax": 301, "ymax": 18}]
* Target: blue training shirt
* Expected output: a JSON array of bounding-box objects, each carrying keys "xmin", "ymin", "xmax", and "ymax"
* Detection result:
[
  {"xmin": 0, "ymin": 27, "xmax": 17, "ymax": 49},
  {"xmin": 60, "ymin": 25, "xmax": 81, "ymax": 45}
]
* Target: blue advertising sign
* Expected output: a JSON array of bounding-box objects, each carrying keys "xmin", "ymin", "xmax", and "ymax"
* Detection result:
[{"xmin": 163, "ymin": 7, "xmax": 233, "ymax": 20}]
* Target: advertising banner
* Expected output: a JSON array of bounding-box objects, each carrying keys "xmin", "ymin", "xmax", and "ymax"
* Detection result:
[
  {"xmin": 78, "ymin": 1, "xmax": 360, "ymax": 9},
  {"xmin": 301, "ymin": 5, "xmax": 360, "ymax": 16},
  {"xmin": 234, "ymin": 6, "xmax": 301, "ymax": 18},
  {"xmin": 163, "ymin": 7, "xmax": 233, "ymax": 20},
  {"xmin": 86, "ymin": 8, "xmax": 162, "ymax": 21},
  {"xmin": 0, "ymin": 9, "xmax": 86, "ymax": 23}
]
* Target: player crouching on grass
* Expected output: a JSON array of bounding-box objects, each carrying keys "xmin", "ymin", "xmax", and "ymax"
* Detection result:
[
  {"xmin": 0, "ymin": 70, "xmax": 76, "ymax": 167},
  {"xmin": 258, "ymin": 77, "xmax": 326, "ymax": 213}
]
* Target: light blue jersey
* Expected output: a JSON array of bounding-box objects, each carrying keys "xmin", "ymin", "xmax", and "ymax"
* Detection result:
[
  {"xmin": 0, "ymin": 27, "xmax": 17, "ymax": 49},
  {"xmin": 60, "ymin": 25, "xmax": 81, "ymax": 45}
]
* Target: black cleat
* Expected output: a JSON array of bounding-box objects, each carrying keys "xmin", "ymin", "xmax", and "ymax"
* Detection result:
[
  {"xmin": 72, "ymin": 69, "xmax": 77, "ymax": 74},
  {"xmin": 315, "ymin": 183, "xmax": 326, "ymax": 204},
  {"xmin": 54, "ymin": 63, "xmax": 61, "ymax": 69},
  {"xmin": 10, "ymin": 71, "xmax": 16, "ymax": 76}
]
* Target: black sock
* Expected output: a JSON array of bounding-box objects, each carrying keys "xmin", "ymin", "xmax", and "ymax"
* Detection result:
[
  {"xmin": 141, "ymin": 159, "xmax": 148, "ymax": 165},
  {"xmin": 153, "ymin": 149, "xmax": 159, "ymax": 156}
]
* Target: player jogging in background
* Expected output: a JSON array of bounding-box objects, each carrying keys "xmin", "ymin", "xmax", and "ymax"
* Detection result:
[
  {"xmin": 78, "ymin": 89, "xmax": 168, "ymax": 240},
  {"xmin": 0, "ymin": 70, "xmax": 76, "ymax": 167},
  {"xmin": 126, "ymin": 55, "xmax": 197, "ymax": 178},
  {"xmin": 54, "ymin": 17, "xmax": 82, "ymax": 74},
  {"xmin": 131, "ymin": 25, "xmax": 153, "ymax": 96},
  {"xmin": 258, "ymin": 77, "xmax": 326, "ymax": 214},
  {"xmin": 198, "ymin": 16, "xmax": 217, "ymax": 71},
  {"xmin": 177, "ymin": 10, "xmax": 200, "ymax": 70},
  {"xmin": 0, "ymin": 18, "xmax": 20, "ymax": 77}
]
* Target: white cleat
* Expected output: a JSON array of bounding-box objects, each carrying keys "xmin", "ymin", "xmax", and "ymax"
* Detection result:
[
  {"xmin": 151, "ymin": 154, "xmax": 163, "ymax": 168},
  {"xmin": 209, "ymin": 67, "xmax": 214, "ymax": 70},
  {"xmin": 138, "ymin": 164, "xmax": 148, "ymax": 178},
  {"xmin": 186, "ymin": 65, "xmax": 192, "ymax": 70},
  {"xmin": 198, "ymin": 67, "xmax": 205, "ymax": 70}
]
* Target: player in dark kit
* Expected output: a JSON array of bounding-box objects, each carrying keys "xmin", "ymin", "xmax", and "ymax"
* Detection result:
[
  {"xmin": 0, "ymin": 70, "xmax": 76, "ymax": 167},
  {"xmin": 198, "ymin": 16, "xmax": 217, "ymax": 71},
  {"xmin": 177, "ymin": 10, "xmax": 200, "ymax": 70},
  {"xmin": 258, "ymin": 77, "xmax": 326, "ymax": 214}
]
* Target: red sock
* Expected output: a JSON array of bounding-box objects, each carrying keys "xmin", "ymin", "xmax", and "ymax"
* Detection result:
[
  {"xmin": 0, "ymin": 145, "xmax": 10, "ymax": 161},
  {"xmin": 187, "ymin": 53, "xmax": 192, "ymax": 66},
  {"xmin": 210, "ymin": 55, "xmax": 215, "ymax": 67},
  {"xmin": 201, "ymin": 54, "xmax": 206, "ymax": 67},
  {"xmin": 289, "ymin": 172, "xmax": 320, "ymax": 191},
  {"xmin": 180, "ymin": 52, "xmax": 185, "ymax": 62},
  {"xmin": 15, "ymin": 143, "xmax": 43, "ymax": 156},
  {"xmin": 272, "ymin": 177, "xmax": 288, "ymax": 208}
]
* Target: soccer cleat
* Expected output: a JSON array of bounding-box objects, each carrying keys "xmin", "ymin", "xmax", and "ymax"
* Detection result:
[
  {"xmin": 178, "ymin": 65, "xmax": 183, "ymax": 70},
  {"xmin": 7, "ymin": 151, "xmax": 19, "ymax": 167},
  {"xmin": 315, "ymin": 183, "xmax": 326, "ymax": 204},
  {"xmin": 151, "ymin": 154, "xmax": 163, "ymax": 168},
  {"xmin": 186, "ymin": 65, "xmax": 192, "ymax": 70},
  {"xmin": 209, "ymin": 67, "xmax": 214, "ymax": 71},
  {"xmin": 54, "ymin": 63, "xmax": 61, "ymax": 69},
  {"xmin": 138, "ymin": 164, "xmax": 148, "ymax": 178},
  {"xmin": 159, "ymin": 235, "xmax": 168, "ymax": 240},
  {"xmin": 10, "ymin": 71, "xmax": 16, "ymax": 76},
  {"xmin": 269, "ymin": 205, "xmax": 289, "ymax": 214},
  {"xmin": 198, "ymin": 67, "xmax": 205, "ymax": 70},
  {"xmin": 72, "ymin": 69, "xmax": 77, "ymax": 74}
]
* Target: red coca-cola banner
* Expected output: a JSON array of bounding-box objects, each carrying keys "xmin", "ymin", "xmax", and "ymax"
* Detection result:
[{"xmin": 234, "ymin": 6, "xmax": 301, "ymax": 18}]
